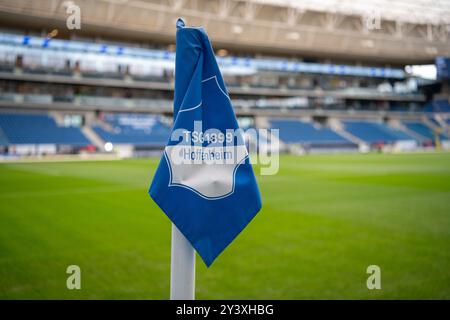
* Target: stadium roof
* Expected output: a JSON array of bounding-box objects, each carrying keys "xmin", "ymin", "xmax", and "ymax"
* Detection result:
[
  {"xmin": 251, "ymin": 0, "xmax": 450, "ymax": 25},
  {"xmin": 0, "ymin": 0, "xmax": 449, "ymax": 64}
]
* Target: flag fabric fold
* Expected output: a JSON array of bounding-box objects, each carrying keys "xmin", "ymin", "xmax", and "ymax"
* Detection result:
[{"xmin": 149, "ymin": 19, "xmax": 262, "ymax": 267}]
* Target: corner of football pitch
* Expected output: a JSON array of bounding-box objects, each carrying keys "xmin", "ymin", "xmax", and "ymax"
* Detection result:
[{"xmin": 0, "ymin": 152, "xmax": 449, "ymax": 299}]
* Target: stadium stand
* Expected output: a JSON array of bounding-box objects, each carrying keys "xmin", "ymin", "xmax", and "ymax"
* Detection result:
[
  {"xmin": 402, "ymin": 121, "xmax": 438, "ymax": 141},
  {"xmin": 92, "ymin": 113, "xmax": 171, "ymax": 146},
  {"xmin": 269, "ymin": 119, "xmax": 353, "ymax": 146},
  {"xmin": 0, "ymin": 112, "xmax": 90, "ymax": 145},
  {"xmin": 424, "ymin": 100, "xmax": 450, "ymax": 113},
  {"xmin": 342, "ymin": 120, "xmax": 416, "ymax": 144},
  {"xmin": 427, "ymin": 117, "xmax": 441, "ymax": 127},
  {"xmin": 0, "ymin": 5, "xmax": 448, "ymax": 156},
  {"xmin": 0, "ymin": 127, "xmax": 8, "ymax": 146}
]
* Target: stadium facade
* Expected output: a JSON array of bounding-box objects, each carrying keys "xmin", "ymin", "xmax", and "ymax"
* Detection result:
[{"xmin": 0, "ymin": 0, "xmax": 449, "ymax": 157}]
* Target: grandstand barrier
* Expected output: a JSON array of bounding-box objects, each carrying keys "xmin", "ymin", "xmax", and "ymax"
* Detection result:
[{"xmin": 75, "ymin": 96, "xmax": 172, "ymax": 109}]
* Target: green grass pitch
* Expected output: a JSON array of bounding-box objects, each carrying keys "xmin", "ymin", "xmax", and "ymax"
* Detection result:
[{"xmin": 0, "ymin": 152, "xmax": 449, "ymax": 299}]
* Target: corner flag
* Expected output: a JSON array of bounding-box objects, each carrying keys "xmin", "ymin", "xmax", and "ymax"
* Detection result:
[{"xmin": 149, "ymin": 19, "xmax": 262, "ymax": 267}]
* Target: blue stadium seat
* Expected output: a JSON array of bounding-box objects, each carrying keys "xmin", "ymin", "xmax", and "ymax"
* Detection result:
[
  {"xmin": 269, "ymin": 119, "xmax": 351, "ymax": 145},
  {"xmin": 93, "ymin": 113, "xmax": 171, "ymax": 146},
  {"xmin": 0, "ymin": 113, "xmax": 90, "ymax": 145},
  {"xmin": 0, "ymin": 129, "xmax": 8, "ymax": 146},
  {"xmin": 403, "ymin": 121, "xmax": 448, "ymax": 141},
  {"xmin": 342, "ymin": 120, "xmax": 415, "ymax": 143},
  {"xmin": 403, "ymin": 121, "xmax": 435, "ymax": 140}
]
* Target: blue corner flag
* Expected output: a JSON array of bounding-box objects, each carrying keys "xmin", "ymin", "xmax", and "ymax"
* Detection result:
[{"xmin": 149, "ymin": 19, "xmax": 262, "ymax": 267}]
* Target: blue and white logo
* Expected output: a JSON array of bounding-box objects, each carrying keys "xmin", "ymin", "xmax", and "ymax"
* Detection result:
[{"xmin": 149, "ymin": 20, "xmax": 261, "ymax": 266}]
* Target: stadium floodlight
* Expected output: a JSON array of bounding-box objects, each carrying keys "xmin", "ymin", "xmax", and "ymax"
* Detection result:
[
  {"xmin": 216, "ymin": 49, "xmax": 229, "ymax": 57},
  {"xmin": 286, "ymin": 31, "xmax": 300, "ymax": 40},
  {"xmin": 231, "ymin": 25, "xmax": 243, "ymax": 34},
  {"xmin": 405, "ymin": 65, "xmax": 437, "ymax": 80}
]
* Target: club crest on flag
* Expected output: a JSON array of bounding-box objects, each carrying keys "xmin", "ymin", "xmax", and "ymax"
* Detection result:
[{"xmin": 164, "ymin": 144, "xmax": 248, "ymax": 199}]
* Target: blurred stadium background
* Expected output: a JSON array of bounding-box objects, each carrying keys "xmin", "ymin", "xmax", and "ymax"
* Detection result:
[{"xmin": 0, "ymin": 0, "xmax": 449, "ymax": 299}]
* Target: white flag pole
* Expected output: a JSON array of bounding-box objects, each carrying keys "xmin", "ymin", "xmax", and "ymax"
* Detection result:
[{"xmin": 170, "ymin": 223, "xmax": 196, "ymax": 300}]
